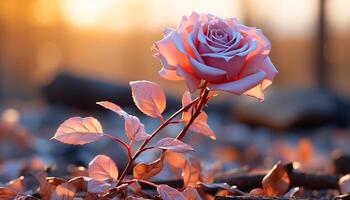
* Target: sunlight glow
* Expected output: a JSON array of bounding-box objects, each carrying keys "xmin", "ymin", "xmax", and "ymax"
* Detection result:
[{"xmin": 61, "ymin": 0, "xmax": 117, "ymax": 28}]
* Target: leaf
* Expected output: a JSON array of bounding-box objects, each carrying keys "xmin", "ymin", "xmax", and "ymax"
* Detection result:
[
  {"xmin": 88, "ymin": 155, "xmax": 119, "ymax": 181},
  {"xmin": 284, "ymin": 187, "xmax": 300, "ymax": 198},
  {"xmin": 68, "ymin": 176, "xmax": 90, "ymax": 192},
  {"xmin": 197, "ymin": 182, "xmax": 243, "ymax": 195},
  {"xmin": 87, "ymin": 179, "xmax": 114, "ymax": 194},
  {"xmin": 181, "ymin": 91, "xmax": 193, "ymax": 121},
  {"xmin": 189, "ymin": 120, "xmax": 216, "ymax": 140},
  {"xmin": 51, "ymin": 182, "xmax": 76, "ymax": 200},
  {"xmin": 97, "ymin": 101, "xmax": 149, "ymax": 142},
  {"xmin": 0, "ymin": 176, "xmax": 26, "ymax": 200},
  {"xmin": 133, "ymin": 156, "xmax": 164, "ymax": 180},
  {"xmin": 34, "ymin": 172, "xmax": 56, "ymax": 200},
  {"xmin": 0, "ymin": 188, "xmax": 16, "ymax": 200},
  {"xmin": 181, "ymin": 92, "xmax": 216, "ymax": 140},
  {"xmin": 164, "ymin": 151, "xmax": 187, "ymax": 169},
  {"xmin": 182, "ymin": 187, "xmax": 201, "ymax": 200},
  {"xmin": 155, "ymin": 138, "xmax": 194, "ymax": 153},
  {"xmin": 130, "ymin": 80, "xmax": 166, "ymax": 118},
  {"xmin": 249, "ymin": 188, "xmax": 264, "ymax": 196},
  {"xmin": 183, "ymin": 157, "xmax": 201, "ymax": 187},
  {"xmin": 96, "ymin": 101, "xmax": 126, "ymax": 117},
  {"xmin": 262, "ymin": 161, "xmax": 290, "ymax": 196},
  {"xmin": 6, "ymin": 176, "xmax": 26, "ymax": 194},
  {"xmin": 339, "ymin": 174, "xmax": 350, "ymax": 194},
  {"xmin": 52, "ymin": 117, "xmax": 103, "ymax": 145},
  {"xmin": 124, "ymin": 114, "xmax": 150, "ymax": 142},
  {"xmin": 157, "ymin": 184, "xmax": 186, "ymax": 200}
]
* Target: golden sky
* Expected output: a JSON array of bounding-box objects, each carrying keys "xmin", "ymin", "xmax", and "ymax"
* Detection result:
[{"xmin": 29, "ymin": 0, "xmax": 350, "ymax": 37}]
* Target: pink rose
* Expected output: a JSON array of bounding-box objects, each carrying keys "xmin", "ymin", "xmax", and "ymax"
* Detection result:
[{"xmin": 153, "ymin": 12, "xmax": 278, "ymax": 100}]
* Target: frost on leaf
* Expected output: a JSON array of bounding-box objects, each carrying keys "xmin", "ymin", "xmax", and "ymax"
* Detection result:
[
  {"xmin": 133, "ymin": 155, "xmax": 164, "ymax": 180},
  {"xmin": 262, "ymin": 161, "xmax": 290, "ymax": 196},
  {"xmin": 88, "ymin": 155, "xmax": 119, "ymax": 181},
  {"xmin": 130, "ymin": 80, "xmax": 166, "ymax": 118},
  {"xmin": 181, "ymin": 91, "xmax": 216, "ymax": 140},
  {"xmin": 155, "ymin": 138, "xmax": 194, "ymax": 153},
  {"xmin": 157, "ymin": 184, "xmax": 186, "ymax": 200},
  {"xmin": 52, "ymin": 117, "xmax": 103, "ymax": 145}
]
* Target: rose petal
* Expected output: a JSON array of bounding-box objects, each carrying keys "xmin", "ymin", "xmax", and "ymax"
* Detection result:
[
  {"xmin": 188, "ymin": 56, "xmax": 227, "ymax": 82},
  {"xmin": 176, "ymin": 66, "xmax": 201, "ymax": 93},
  {"xmin": 208, "ymin": 70, "xmax": 266, "ymax": 95},
  {"xmin": 159, "ymin": 68, "xmax": 184, "ymax": 81}
]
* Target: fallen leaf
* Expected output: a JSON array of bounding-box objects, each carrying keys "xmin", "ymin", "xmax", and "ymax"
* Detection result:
[
  {"xmin": 262, "ymin": 161, "xmax": 290, "ymax": 196},
  {"xmin": 284, "ymin": 187, "xmax": 300, "ymax": 198},
  {"xmin": 157, "ymin": 184, "xmax": 186, "ymax": 200},
  {"xmin": 51, "ymin": 182, "xmax": 76, "ymax": 200},
  {"xmin": 0, "ymin": 187, "xmax": 16, "ymax": 200},
  {"xmin": 133, "ymin": 156, "xmax": 164, "ymax": 180},
  {"xmin": 52, "ymin": 117, "xmax": 103, "ymax": 145},
  {"xmin": 339, "ymin": 174, "xmax": 350, "ymax": 194},
  {"xmin": 197, "ymin": 182, "xmax": 239, "ymax": 194},
  {"xmin": 88, "ymin": 155, "xmax": 119, "ymax": 181},
  {"xmin": 6, "ymin": 176, "xmax": 26, "ymax": 194},
  {"xmin": 182, "ymin": 187, "xmax": 202, "ymax": 200},
  {"xmin": 249, "ymin": 188, "xmax": 264, "ymax": 196},
  {"xmin": 34, "ymin": 172, "xmax": 56, "ymax": 200},
  {"xmin": 155, "ymin": 138, "xmax": 193, "ymax": 153},
  {"xmin": 130, "ymin": 81, "xmax": 166, "ymax": 118},
  {"xmin": 68, "ymin": 176, "xmax": 90, "ymax": 192}
]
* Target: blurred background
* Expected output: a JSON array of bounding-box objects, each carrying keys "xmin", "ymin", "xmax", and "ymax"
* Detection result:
[{"xmin": 1, "ymin": 0, "xmax": 350, "ymax": 183}]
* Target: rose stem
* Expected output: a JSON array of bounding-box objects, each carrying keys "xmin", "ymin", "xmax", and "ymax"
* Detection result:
[
  {"xmin": 176, "ymin": 87, "xmax": 210, "ymax": 140},
  {"xmin": 116, "ymin": 96, "xmax": 201, "ymax": 185}
]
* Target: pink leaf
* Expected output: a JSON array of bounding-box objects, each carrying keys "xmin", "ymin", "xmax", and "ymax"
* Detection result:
[
  {"xmin": 157, "ymin": 184, "xmax": 186, "ymax": 200},
  {"xmin": 88, "ymin": 155, "xmax": 119, "ymax": 181},
  {"xmin": 130, "ymin": 81, "xmax": 166, "ymax": 118},
  {"xmin": 155, "ymin": 138, "xmax": 194, "ymax": 153},
  {"xmin": 87, "ymin": 179, "xmax": 115, "ymax": 194},
  {"xmin": 124, "ymin": 114, "xmax": 150, "ymax": 142},
  {"xmin": 52, "ymin": 117, "xmax": 103, "ymax": 145},
  {"xmin": 51, "ymin": 182, "xmax": 76, "ymax": 200},
  {"xmin": 181, "ymin": 92, "xmax": 216, "ymax": 140},
  {"xmin": 96, "ymin": 101, "xmax": 126, "ymax": 117},
  {"xmin": 133, "ymin": 156, "xmax": 164, "ymax": 180},
  {"xmin": 97, "ymin": 101, "xmax": 149, "ymax": 142},
  {"xmin": 183, "ymin": 157, "xmax": 202, "ymax": 187},
  {"xmin": 181, "ymin": 91, "xmax": 193, "ymax": 122},
  {"xmin": 190, "ymin": 121, "xmax": 216, "ymax": 140}
]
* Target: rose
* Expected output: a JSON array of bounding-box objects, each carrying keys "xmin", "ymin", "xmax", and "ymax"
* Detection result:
[{"xmin": 153, "ymin": 12, "xmax": 278, "ymax": 100}]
